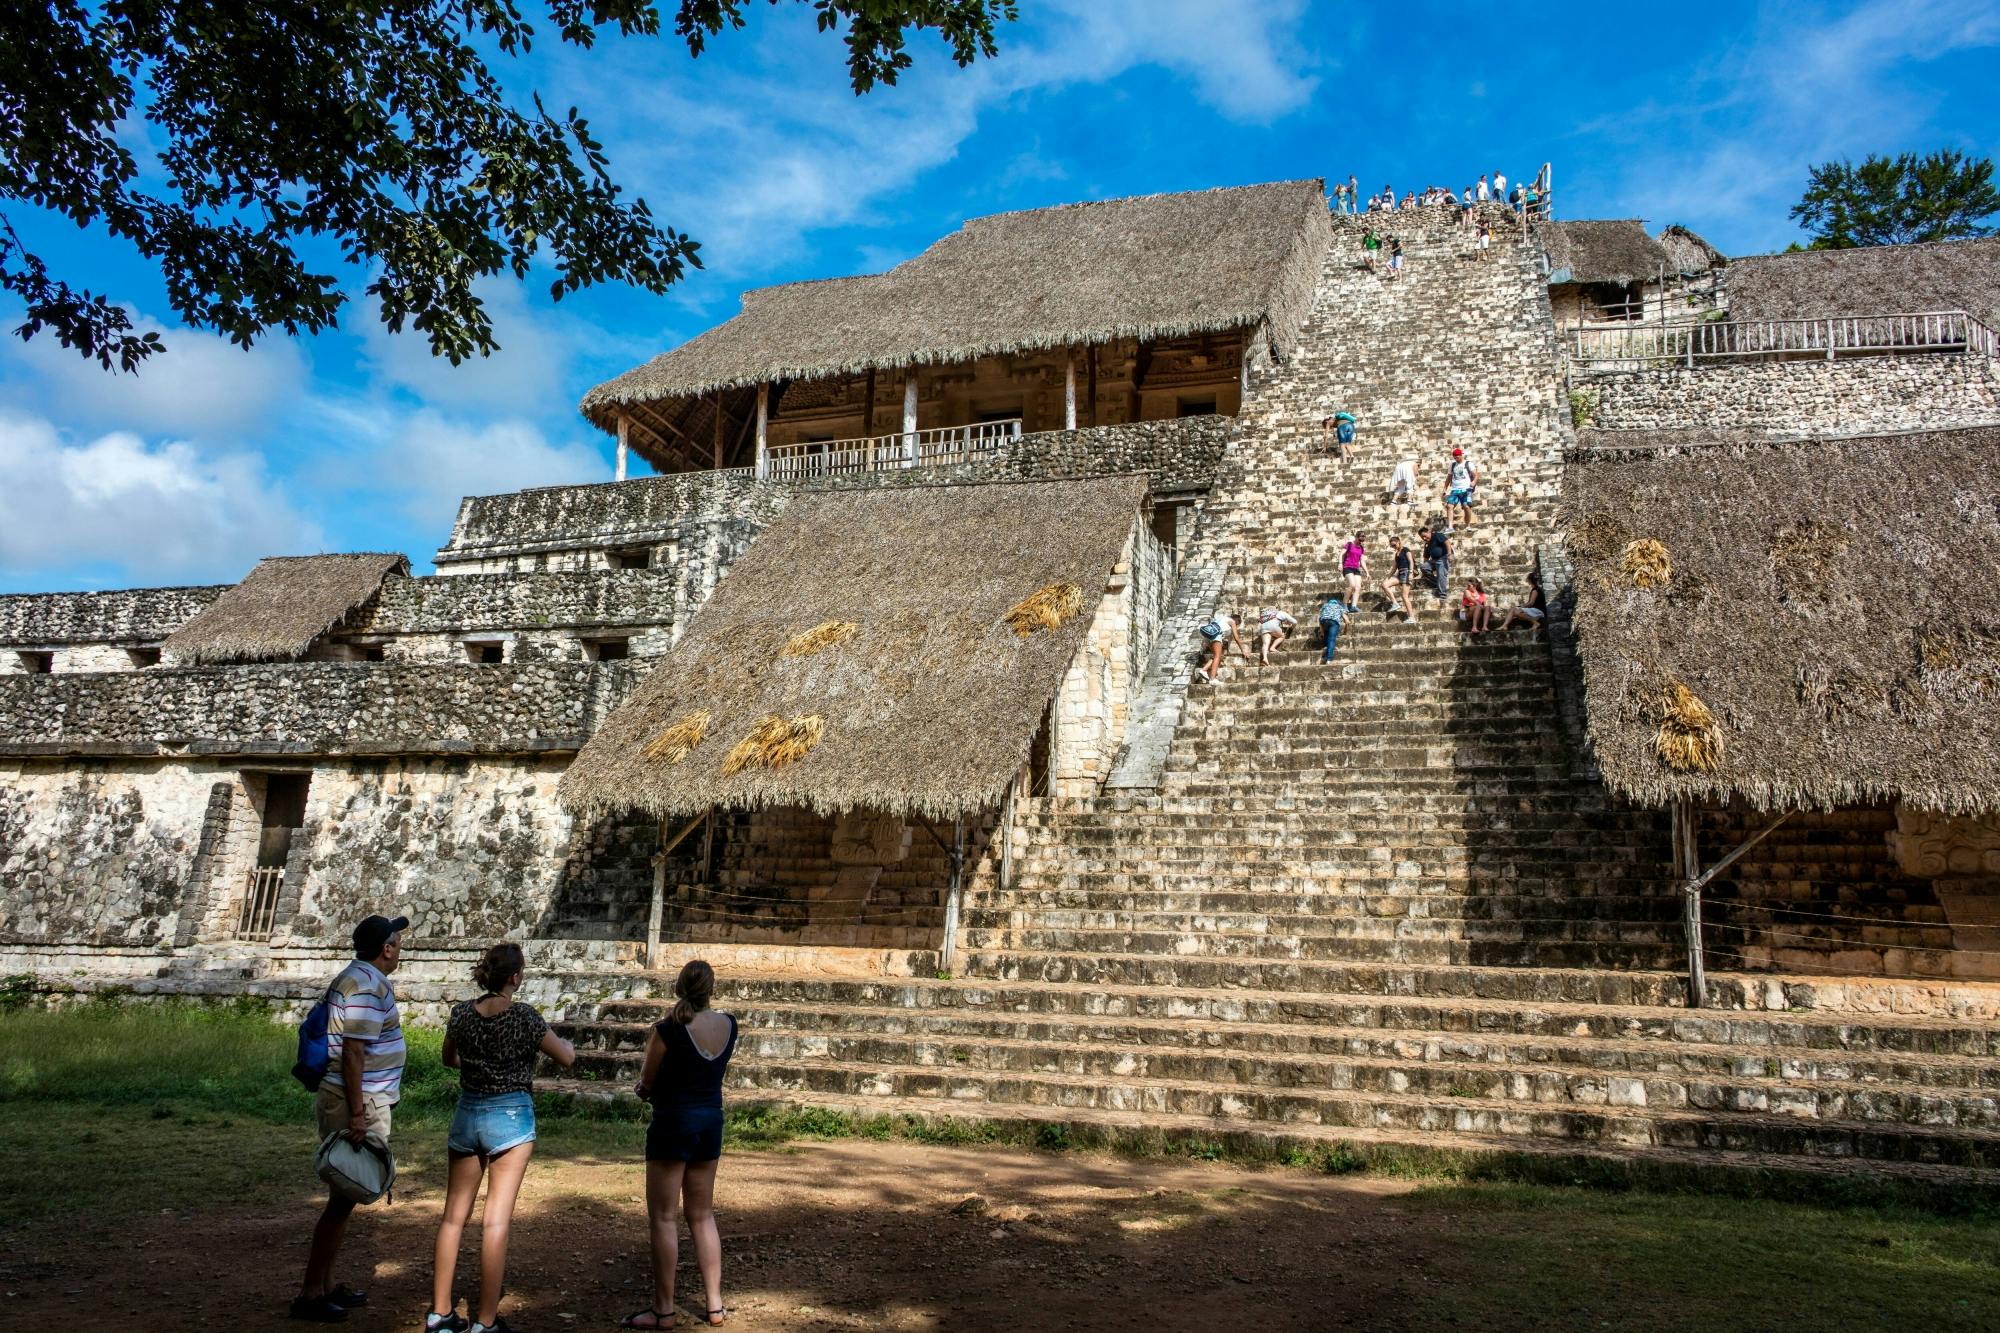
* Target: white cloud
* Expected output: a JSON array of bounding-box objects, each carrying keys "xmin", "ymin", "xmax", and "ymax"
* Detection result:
[
  {"xmin": 356, "ymin": 278, "xmax": 575, "ymax": 416},
  {"xmin": 558, "ymin": 0, "xmax": 1318, "ymax": 276},
  {"xmin": 0, "ymin": 411, "xmax": 321, "ymax": 585},
  {"xmin": 1, "ymin": 307, "xmax": 308, "ymax": 441},
  {"xmin": 307, "ymin": 398, "xmax": 610, "ymax": 532}
]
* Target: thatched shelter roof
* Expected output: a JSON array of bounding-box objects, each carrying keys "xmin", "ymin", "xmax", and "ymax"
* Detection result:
[
  {"xmin": 1538, "ymin": 220, "xmax": 1671, "ymax": 285},
  {"xmin": 1726, "ymin": 236, "xmax": 2000, "ymax": 329},
  {"xmin": 163, "ymin": 554, "xmax": 409, "ymax": 664},
  {"xmin": 560, "ymin": 476, "xmax": 1148, "ymax": 820},
  {"xmin": 1564, "ymin": 426, "xmax": 2000, "ymax": 814},
  {"xmin": 580, "ymin": 180, "xmax": 1332, "ymax": 433},
  {"xmin": 1658, "ymin": 224, "xmax": 1726, "ymax": 276}
]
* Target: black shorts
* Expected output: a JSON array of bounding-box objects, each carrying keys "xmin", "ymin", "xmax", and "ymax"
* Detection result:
[{"xmin": 645, "ymin": 1105, "xmax": 724, "ymax": 1163}]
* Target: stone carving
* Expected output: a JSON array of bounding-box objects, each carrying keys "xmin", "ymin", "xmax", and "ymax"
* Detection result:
[{"xmin": 1888, "ymin": 806, "xmax": 2000, "ymax": 878}]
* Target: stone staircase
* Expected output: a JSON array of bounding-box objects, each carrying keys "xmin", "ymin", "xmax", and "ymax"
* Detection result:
[{"xmin": 546, "ymin": 208, "xmax": 2000, "ymax": 1190}]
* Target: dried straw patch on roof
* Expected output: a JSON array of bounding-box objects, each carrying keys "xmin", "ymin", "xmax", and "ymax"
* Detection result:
[
  {"xmin": 163, "ymin": 554, "xmax": 409, "ymax": 664},
  {"xmin": 580, "ymin": 181, "xmax": 1333, "ymax": 429},
  {"xmin": 560, "ymin": 475, "xmax": 1148, "ymax": 820},
  {"xmin": 1537, "ymin": 220, "xmax": 1671, "ymax": 285},
  {"xmin": 1563, "ymin": 426, "xmax": 2000, "ymax": 813},
  {"xmin": 1658, "ymin": 224, "xmax": 1726, "ymax": 276},
  {"xmin": 1726, "ymin": 236, "xmax": 2000, "ymax": 329}
]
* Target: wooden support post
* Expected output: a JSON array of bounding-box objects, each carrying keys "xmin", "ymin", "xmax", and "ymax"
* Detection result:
[
  {"xmin": 1086, "ymin": 345, "xmax": 1098, "ymax": 427},
  {"xmin": 1064, "ymin": 350, "xmax": 1077, "ymax": 431},
  {"xmin": 615, "ymin": 413, "xmax": 630, "ymax": 482},
  {"xmin": 939, "ymin": 817, "xmax": 966, "ymax": 975},
  {"xmin": 862, "ymin": 366, "xmax": 876, "ymax": 439},
  {"xmin": 902, "ymin": 369, "xmax": 918, "ymax": 462},
  {"xmin": 754, "ymin": 383, "xmax": 769, "ymax": 480},
  {"xmin": 647, "ymin": 816, "xmax": 667, "ymax": 971},
  {"xmin": 1674, "ymin": 802, "xmax": 1704, "ymax": 1008},
  {"xmin": 712, "ymin": 393, "xmax": 724, "ymax": 469},
  {"xmin": 999, "ymin": 770, "xmax": 1022, "ymax": 894}
]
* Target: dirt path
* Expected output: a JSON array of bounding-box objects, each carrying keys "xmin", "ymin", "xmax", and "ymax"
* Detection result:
[{"xmin": 6, "ymin": 1138, "xmax": 1453, "ymax": 1330}]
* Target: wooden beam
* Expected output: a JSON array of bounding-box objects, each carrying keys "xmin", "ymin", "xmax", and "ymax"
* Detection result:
[
  {"xmin": 712, "ymin": 392, "xmax": 724, "ymax": 469},
  {"xmin": 755, "ymin": 383, "xmax": 769, "ymax": 479},
  {"xmin": 862, "ymin": 366, "xmax": 876, "ymax": 438},
  {"xmin": 1064, "ymin": 349, "xmax": 1077, "ymax": 430},
  {"xmin": 627, "ymin": 408, "xmax": 698, "ymax": 473},
  {"xmin": 1086, "ymin": 345, "xmax": 1098, "ymax": 428},
  {"xmin": 902, "ymin": 368, "xmax": 917, "ymax": 460}
]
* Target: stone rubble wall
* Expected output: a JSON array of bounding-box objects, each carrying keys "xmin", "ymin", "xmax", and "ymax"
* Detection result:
[
  {"xmin": 436, "ymin": 417, "xmax": 1229, "ymax": 571},
  {"xmin": 1581, "ymin": 354, "xmax": 2000, "ymax": 434},
  {"xmin": 0, "ymin": 660, "xmax": 637, "ymax": 756},
  {"xmin": 0, "ymin": 584, "xmax": 225, "ymax": 647}
]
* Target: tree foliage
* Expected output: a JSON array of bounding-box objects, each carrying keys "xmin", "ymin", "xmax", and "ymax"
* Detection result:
[
  {"xmin": 0, "ymin": 1, "xmax": 1014, "ymax": 371},
  {"xmin": 1789, "ymin": 149, "xmax": 2000, "ymax": 250}
]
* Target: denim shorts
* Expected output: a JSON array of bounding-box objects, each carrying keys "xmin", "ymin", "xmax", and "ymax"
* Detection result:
[{"xmin": 448, "ymin": 1090, "xmax": 536, "ymax": 1156}]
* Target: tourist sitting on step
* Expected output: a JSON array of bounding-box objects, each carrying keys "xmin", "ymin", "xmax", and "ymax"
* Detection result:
[
  {"xmin": 1255, "ymin": 606, "xmax": 1298, "ymax": 664},
  {"xmin": 1386, "ymin": 455, "xmax": 1419, "ymax": 504},
  {"xmin": 1498, "ymin": 571, "xmax": 1548, "ymax": 635},
  {"xmin": 1443, "ymin": 448, "xmax": 1479, "ymax": 527},
  {"xmin": 1196, "ymin": 610, "xmax": 1247, "ymax": 684},
  {"xmin": 1317, "ymin": 594, "xmax": 1351, "ymax": 664},
  {"xmin": 1461, "ymin": 578, "xmax": 1493, "ymax": 634},
  {"xmin": 1419, "ymin": 524, "xmax": 1452, "ymax": 607},
  {"xmin": 1382, "ymin": 537, "xmax": 1414, "ymax": 617},
  {"xmin": 1341, "ymin": 534, "xmax": 1370, "ymax": 610}
]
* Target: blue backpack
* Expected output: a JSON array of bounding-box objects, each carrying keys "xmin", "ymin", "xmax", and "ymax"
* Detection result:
[{"xmin": 292, "ymin": 990, "xmax": 333, "ymax": 1091}]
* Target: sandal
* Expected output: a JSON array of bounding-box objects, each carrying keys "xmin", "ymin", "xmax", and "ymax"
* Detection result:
[
  {"xmin": 328, "ymin": 1284, "xmax": 369, "ymax": 1309},
  {"xmin": 706, "ymin": 1309, "xmax": 727, "ymax": 1327},
  {"xmin": 621, "ymin": 1310, "xmax": 676, "ymax": 1329}
]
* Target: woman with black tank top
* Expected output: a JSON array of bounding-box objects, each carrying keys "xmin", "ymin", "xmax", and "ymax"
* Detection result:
[{"xmin": 621, "ymin": 960, "xmax": 735, "ymax": 1329}]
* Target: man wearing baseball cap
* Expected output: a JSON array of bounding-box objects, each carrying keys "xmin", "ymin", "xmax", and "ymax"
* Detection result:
[{"xmin": 293, "ymin": 914, "xmax": 410, "ymax": 1323}]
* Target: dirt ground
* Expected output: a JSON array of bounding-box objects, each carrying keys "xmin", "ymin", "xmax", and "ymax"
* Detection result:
[{"xmin": 5, "ymin": 1137, "xmax": 1466, "ymax": 1330}]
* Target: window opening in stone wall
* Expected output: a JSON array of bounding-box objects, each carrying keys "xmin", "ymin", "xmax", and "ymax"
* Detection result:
[
  {"xmin": 975, "ymin": 405, "xmax": 1024, "ymax": 424},
  {"xmin": 1027, "ymin": 704, "xmax": 1054, "ymax": 796},
  {"xmin": 1176, "ymin": 396, "xmax": 1217, "ymax": 417},
  {"xmin": 583, "ymin": 636, "xmax": 631, "ymax": 662},
  {"xmin": 361, "ymin": 645, "xmax": 386, "ymax": 662},
  {"xmin": 126, "ymin": 647, "xmax": 161, "ymax": 668},
  {"xmin": 16, "ymin": 650, "xmax": 53, "ymax": 674},
  {"xmin": 235, "ymin": 772, "xmax": 310, "ymax": 939},
  {"xmin": 611, "ymin": 548, "xmax": 652, "ymax": 570},
  {"xmin": 465, "ymin": 640, "xmax": 505, "ymax": 664}
]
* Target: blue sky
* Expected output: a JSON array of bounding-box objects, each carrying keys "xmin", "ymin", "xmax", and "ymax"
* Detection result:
[{"xmin": 2, "ymin": 0, "xmax": 1995, "ymax": 593}]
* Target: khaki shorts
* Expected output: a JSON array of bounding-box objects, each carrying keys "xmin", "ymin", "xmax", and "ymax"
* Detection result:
[{"xmin": 316, "ymin": 1082, "xmax": 396, "ymax": 1143}]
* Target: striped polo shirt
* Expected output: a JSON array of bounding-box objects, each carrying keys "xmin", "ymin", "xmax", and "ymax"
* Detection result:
[{"xmin": 320, "ymin": 958, "xmax": 406, "ymax": 1097}]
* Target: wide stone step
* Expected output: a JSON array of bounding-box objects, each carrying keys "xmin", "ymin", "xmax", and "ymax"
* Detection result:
[
  {"xmin": 554, "ymin": 1051, "xmax": 2000, "ymax": 1167},
  {"xmin": 967, "ymin": 896, "xmax": 1684, "ymax": 925},
  {"xmin": 558, "ymin": 1014, "xmax": 2000, "ymax": 1117}
]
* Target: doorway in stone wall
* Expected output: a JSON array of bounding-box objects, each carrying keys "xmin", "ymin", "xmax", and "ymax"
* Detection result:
[{"xmin": 235, "ymin": 772, "xmax": 310, "ymax": 939}]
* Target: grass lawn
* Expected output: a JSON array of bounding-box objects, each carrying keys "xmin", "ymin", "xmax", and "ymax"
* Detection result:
[{"xmin": 3, "ymin": 999, "xmax": 1997, "ymax": 1330}]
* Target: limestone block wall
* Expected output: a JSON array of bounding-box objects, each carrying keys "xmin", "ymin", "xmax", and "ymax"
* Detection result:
[
  {"xmin": 0, "ymin": 661, "xmax": 635, "ymax": 756},
  {"xmin": 1582, "ymin": 355, "xmax": 2000, "ymax": 434},
  {"xmin": 337, "ymin": 570, "xmax": 687, "ymax": 660},
  {"xmin": 0, "ymin": 760, "xmax": 220, "ymax": 945},
  {"xmin": 0, "ymin": 584, "xmax": 223, "ymax": 649},
  {"xmin": 277, "ymin": 757, "xmax": 653, "ymax": 944},
  {"xmin": 438, "ymin": 472, "xmax": 783, "ymax": 573},
  {"xmin": 1049, "ymin": 519, "xmax": 1171, "ymax": 797}
]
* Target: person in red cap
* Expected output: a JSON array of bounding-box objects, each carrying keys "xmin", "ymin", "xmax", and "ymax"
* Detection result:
[{"xmin": 1443, "ymin": 447, "xmax": 1479, "ymax": 528}]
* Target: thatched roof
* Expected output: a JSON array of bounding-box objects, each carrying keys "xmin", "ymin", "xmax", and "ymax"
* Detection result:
[
  {"xmin": 579, "ymin": 181, "xmax": 1332, "ymax": 431},
  {"xmin": 1658, "ymin": 224, "xmax": 1726, "ymax": 276},
  {"xmin": 1727, "ymin": 236, "xmax": 2000, "ymax": 329},
  {"xmin": 1538, "ymin": 220, "xmax": 1671, "ymax": 285},
  {"xmin": 1564, "ymin": 426, "xmax": 2000, "ymax": 814},
  {"xmin": 162, "ymin": 554, "xmax": 409, "ymax": 664},
  {"xmin": 560, "ymin": 476, "xmax": 1148, "ymax": 820}
]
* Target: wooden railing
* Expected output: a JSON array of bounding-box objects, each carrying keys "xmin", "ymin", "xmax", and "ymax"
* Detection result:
[
  {"xmin": 1570, "ymin": 310, "xmax": 1999, "ymax": 368},
  {"xmin": 234, "ymin": 866, "xmax": 285, "ymax": 939},
  {"xmin": 764, "ymin": 418, "xmax": 1023, "ymax": 482}
]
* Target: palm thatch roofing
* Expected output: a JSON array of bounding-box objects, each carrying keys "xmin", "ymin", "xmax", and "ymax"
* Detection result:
[
  {"xmin": 579, "ymin": 180, "xmax": 1333, "ymax": 432},
  {"xmin": 1538, "ymin": 220, "xmax": 1671, "ymax": 285},
  {"xmin": 1564, "ymin": 425, "xmax": 2000, "ymax": 814},
  {"xmin": 1726, "ymin": 236, "xmax": 2000, "ymax": 329},
  {"xmin": 162, "ymin": 554, "xmax": 409, "ymax": 664},
  {"xmin": 1658, "ymin": 224, "xmax": 1726, "ymax": 276},
  {"xmin": 560, "ymin": 475, "xmax": 1148, "ymax": 820}
]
